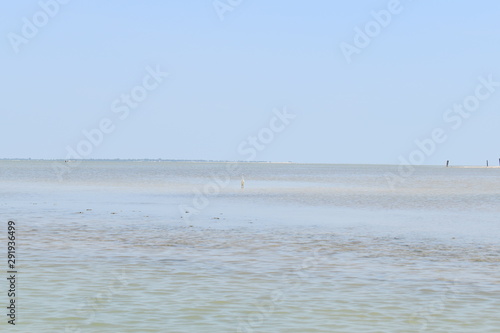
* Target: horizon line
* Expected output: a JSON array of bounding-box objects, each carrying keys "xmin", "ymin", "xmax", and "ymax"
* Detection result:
[{"xmin": 0, "ymin": 158, "xmax": 499, "ymax": 168}]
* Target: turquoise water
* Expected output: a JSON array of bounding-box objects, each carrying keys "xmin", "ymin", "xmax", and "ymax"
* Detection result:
[{"xmin": 2, "ymin": 161, "xmax": 500, "ymax": 332}]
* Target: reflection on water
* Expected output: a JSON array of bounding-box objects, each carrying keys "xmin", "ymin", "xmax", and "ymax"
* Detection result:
[{"xmin": 1, "ymin": 161, "xmax": 500, "ymax": 332}]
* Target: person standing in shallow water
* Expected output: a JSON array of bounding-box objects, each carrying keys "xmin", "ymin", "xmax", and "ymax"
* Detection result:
[{"xmin": 241, "ymin": 176, "xmax": 245, "ymax": 189}]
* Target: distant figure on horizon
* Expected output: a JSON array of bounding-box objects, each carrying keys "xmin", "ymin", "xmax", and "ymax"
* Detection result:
[
  {"xmin": 446, "ymin": 160, "xmax": 449, "ymax": 167},
  {"xmin": 241, "ymin": 176, "xmax": 245, "ymax": 189}
]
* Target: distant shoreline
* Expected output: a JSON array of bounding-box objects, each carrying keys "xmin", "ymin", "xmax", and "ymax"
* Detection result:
[
  {"xmin": 0, "ymin": 159, "xmax": 499, "ymax": 168},
  {"xmin": 450, "ymin": 166, "xmax": 500, "ymax": 169}
]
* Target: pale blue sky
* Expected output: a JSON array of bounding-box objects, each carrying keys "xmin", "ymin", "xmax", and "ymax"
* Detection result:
[{"xmin": 1, "ymin": 0, "xmax": 499, "ymax": 165}]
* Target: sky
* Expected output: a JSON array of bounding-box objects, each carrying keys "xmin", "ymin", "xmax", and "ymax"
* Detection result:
[{"xmin": 1, "ymin": 0, "xmax": 500, "ymax": 165}]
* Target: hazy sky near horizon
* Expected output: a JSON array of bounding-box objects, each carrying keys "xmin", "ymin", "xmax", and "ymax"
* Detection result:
[{"xmin": 1, "ymin": 1, "xmax": 500, "ymax": 165}]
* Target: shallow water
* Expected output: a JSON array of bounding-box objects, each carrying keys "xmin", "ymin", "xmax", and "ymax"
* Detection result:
[{"xmin": 2, "ymin": 161, "xmax": 500, "ymax": 332}]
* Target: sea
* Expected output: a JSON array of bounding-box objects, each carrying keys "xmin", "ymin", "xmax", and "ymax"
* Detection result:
[{"xmin": 1, "ymin": 160, "xmax": 500, "ymax": 332}]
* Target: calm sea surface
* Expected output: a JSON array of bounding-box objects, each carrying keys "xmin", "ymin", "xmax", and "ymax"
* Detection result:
[{"xmin": 1, "ymin": 160, "xmax": 500, "ymax": 332}]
